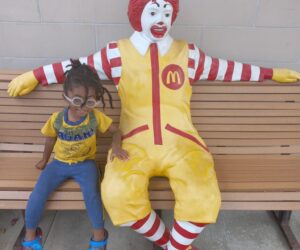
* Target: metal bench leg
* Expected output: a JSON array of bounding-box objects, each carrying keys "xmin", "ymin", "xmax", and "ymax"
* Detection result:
[
  {"xmin": 13, "ymin": 210, "xmax": 25, "ymax": 250},
  {"xmin": 272, "ymin": 211, "xmax": 300, "ymax": 250}
]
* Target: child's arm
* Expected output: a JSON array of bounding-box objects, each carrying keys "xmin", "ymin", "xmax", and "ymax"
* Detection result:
[
  {"xmin": 108, "ymin": 124, "xmax": 129, "ymax": 161},
  {"xmin": 35, "ymin": 136, "xmax": 57, "ymax": 170}
]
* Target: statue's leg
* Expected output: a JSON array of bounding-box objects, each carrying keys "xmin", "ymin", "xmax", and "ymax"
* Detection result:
[
  {"xmin": 166, "ymin": 149, "xmax": 221, "ymax": 250},
  {"xmin": 101, "ymin": 143, "xmax": 170, "ymax": 248}
]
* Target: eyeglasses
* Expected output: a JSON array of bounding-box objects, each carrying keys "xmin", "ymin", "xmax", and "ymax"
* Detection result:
[{"xmin": 63, "ymin": 94, "xmax": 101, "ymax": 108}]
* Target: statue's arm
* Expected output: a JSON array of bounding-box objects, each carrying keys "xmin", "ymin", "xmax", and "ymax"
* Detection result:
[
  {"xmin": 7, "ymin": 42, "xmax": 121, "ymax": 96},
  {"xmin": 189, "ymin": 44, "xmax": 300, "ymax": 84}
]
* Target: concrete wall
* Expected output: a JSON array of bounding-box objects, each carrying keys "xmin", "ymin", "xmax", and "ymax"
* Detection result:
[{"xmin": 0, "ymin": 0, "xmax": 299, "ymax": 70}]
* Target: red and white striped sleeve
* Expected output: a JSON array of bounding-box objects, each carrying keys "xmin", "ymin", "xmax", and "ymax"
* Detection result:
[
  {"xmin": 188, "ymin": 43, "xmax": 273, "ymax": 84},
  {"xmin": 105, "ymin": 42, "xmax": 122, "ymax": 87},
  {"xmin": 33, "ymin": 41, "xmax": 122, "ymax": 88}
]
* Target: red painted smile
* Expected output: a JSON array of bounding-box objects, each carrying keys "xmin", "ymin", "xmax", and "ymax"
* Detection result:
[{"xmin": 151, "ymin": 25, "xmax": 167, "ymax": 38}]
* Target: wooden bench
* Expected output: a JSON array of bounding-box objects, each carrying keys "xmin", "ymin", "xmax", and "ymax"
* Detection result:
[{"xmin": 1, "ymin": 70, "xmax": 300, "ymax": 249}]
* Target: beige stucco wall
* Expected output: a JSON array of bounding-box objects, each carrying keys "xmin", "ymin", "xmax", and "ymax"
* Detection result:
[{"xmin": 0, "ymin": 0, "xmax": 299, "ymax": 71}]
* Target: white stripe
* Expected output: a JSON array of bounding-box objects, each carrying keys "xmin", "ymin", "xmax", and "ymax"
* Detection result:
[
  {"xmin": 135, "ymin": 211, "xmax": 156, "ymax": 234},
  {"xmin": 250, "ymin": 65, "xmax": 260, "ymax": 81},
  {"xmin": 93, "ymin": 51, "xmax": 109, "ymax": 80},
  {"xmin": 146, "ymin": 220, "xmax": 165, "ymax": 242},
  {"xmin": 188, "ymin": 48, "xmax": 194, "ymax": 60},
  {"xmin": 107, "ymin": 47, "xmax": 121, "ymax": 61},
  {"xmin": 193, "ymin": 47, "xmax": 200, "ymax": 74},
  {"xmin": 188, "ymin": 68, "xmax": 194, "ymax": 79},
  {"xmin": 200, "ymin": 56, "xmax": 212, "ymax": 80},
  {"xmin": 176, "ymin": 221, "xmax": 205, "ymax": 234},
  {"xmin": 171, "ymin": 227, "xmax": 193, "ymax": 246},
  {"xmin": 44, "ymin": 64, "xmax": 58, "ymax": 84},
  {"xmin": 62, "ymin": 60, "xmax": 71, "ymax": 73},
  {"xmin": 216, "ymin": 59, "xmax": 228, "ymax": 81},
  {"xmin": 188, "ymin": 46, "xmax": 198, "ymax": 80},
  {"xmin": 111, "ymin": 66, "xmax": 122, "ymax": 78},
  {"xmin": 79, "ymin": 57, "xmax": 88, "ymax": 65},
  {"xmin": 232, "ymin": 61, "xmax": 243, "ymax": 81}
]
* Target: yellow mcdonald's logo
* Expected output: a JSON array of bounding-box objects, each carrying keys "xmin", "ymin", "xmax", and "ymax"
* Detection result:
[{"xmin": 166, "ymin": 71, "xmax": 181, "ymax": 85}]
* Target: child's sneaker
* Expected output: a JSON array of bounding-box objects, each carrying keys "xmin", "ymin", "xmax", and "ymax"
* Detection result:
[
  {"xmin": 88, "ymin": 229, "xmax": 108, "ymax": 250},
  {"xmin": 22, "ymin": 227, "xmax": 43, "ymax": 250}
]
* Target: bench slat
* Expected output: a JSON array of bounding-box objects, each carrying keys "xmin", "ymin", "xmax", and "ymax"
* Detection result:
[
  {"xmin": 1, "ymin": 191, "xmax": 300, "ymax": 201},
  {"xmin": 2, "ymin": 80, "xmax": 300, "ymax": 95},
  {"xmin": 2, "ymin": 122, "xmax": 300, "ymax": 132},
  {"xmin": 3, "ymin": 98, "xmax": 300, "ymax": 110},
  {"xmin": 2, "ymin": 113, "xmax": 300, "ymax": 125},
  {"xmin": 3, "ymin": 136, "xmax": 300, "ymax": 147},
  {"xmin": 2, "ymin": 106, "xmax": 300, "ymax": 117},
  {"xmin": 2, "ymin": 143, "xmax": 300, "ymax": 155},
  {"xmin": 2, "ymin": 89, "xmax": 300, "ymax": 102},
  {"xmin": 1, "ymin": 200, "xmax": 300, "ymax": 210}
]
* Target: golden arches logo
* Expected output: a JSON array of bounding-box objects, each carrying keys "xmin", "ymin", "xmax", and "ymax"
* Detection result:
[
  {"xmin": 162, "ymin": 64, "xmax": 185, "ymax": 90},
  {"xmin": 166, "ymin": 71, "xmax": 181, "ymax": 85}
]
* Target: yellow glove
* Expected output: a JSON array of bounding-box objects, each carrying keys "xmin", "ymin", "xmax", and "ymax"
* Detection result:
[
  {"xmin": 272, "ymin": 68, "xmax": 300, "ymax": 83},
  {"xmin": 7, "ymin": 71, "xmax": 39, "ymax": 97}
]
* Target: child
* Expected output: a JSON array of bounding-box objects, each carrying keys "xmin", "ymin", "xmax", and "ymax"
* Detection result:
[{"xmin": 21, "ymin": 60, "xmax": 128, "ymax": 250}]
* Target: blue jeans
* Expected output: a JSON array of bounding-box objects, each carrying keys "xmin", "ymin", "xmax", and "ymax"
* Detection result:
[{"xmin": 25, "ymin": 159, "xmax": 104, "ymax": 229}]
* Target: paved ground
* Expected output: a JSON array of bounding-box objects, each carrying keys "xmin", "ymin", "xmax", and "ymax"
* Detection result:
[{"xmin": 0, "ymin": 210, "xmax": 299, "ymax": 250}]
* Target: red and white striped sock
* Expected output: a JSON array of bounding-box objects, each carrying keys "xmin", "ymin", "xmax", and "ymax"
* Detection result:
[
  {"xmin": 121, "ymin": 210, "xmax": 170, "ymax": 249},
  {"xmin": 167, "ymin": 221, "xmax": 207, "ymax": 250}
]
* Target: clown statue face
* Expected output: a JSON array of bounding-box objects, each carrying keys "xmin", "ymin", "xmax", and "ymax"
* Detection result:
[
  {"xmin": 128, "ymin": 0, "xmax": 179, "ymax": 42},
  {"xmin": 141, "ymin": 0, "xmax": 173, "ymax": 42}
]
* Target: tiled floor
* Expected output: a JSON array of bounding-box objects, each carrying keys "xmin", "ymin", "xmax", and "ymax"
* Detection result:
[{"xmin": 0, "ymin": 210, "xmax": 299, "ymax": 250}]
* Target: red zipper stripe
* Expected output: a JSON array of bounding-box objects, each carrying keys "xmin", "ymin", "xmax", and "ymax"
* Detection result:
[{"xmin": 150, "ymin": 43, "xmax": 163, "ymax": 145}]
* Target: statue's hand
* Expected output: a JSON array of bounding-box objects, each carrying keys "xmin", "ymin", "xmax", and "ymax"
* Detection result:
[
  {"xmin": 7, "ymin": 71, "xmax": 39, "ymax": 97},
  {"xmin": 272, "ymin": 68, "xmax": 300, "ymax": 83}
]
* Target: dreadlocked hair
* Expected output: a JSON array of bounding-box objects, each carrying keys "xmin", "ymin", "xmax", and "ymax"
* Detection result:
[{"xmin": 63, "ymin": 59, "xmax": 113, "ymax": 109}]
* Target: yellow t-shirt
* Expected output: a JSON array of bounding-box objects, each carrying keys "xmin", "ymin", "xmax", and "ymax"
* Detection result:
[{"xmin": 41, "ymin": 108, "xmax": 113, "ymax": 164}]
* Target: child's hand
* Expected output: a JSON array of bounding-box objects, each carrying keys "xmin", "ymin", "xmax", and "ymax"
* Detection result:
[
  {"xmin": 110, "ymin": 146, "xmax": 129, "ymax": 161},
  {"xmin": 35, "ymin": 159, "xmax": 47, "ymax": 170}
]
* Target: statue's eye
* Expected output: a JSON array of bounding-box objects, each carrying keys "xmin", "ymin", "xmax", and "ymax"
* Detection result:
[{"xmin": 151, "ymin": 11, "xmax": 156, "ymax": 16}]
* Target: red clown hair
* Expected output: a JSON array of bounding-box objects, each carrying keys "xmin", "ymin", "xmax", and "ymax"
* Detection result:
[{"xmin": 128, "ymin": 0, "xmax": 179, "ymax": 32}]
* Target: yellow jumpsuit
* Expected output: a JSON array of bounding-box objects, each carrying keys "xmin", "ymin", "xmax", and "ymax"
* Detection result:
[{"xmin": 101, "ymin": 39, "xmax": 221, "ymax": 226}]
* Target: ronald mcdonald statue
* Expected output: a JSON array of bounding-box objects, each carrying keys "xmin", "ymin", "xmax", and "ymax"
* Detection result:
[{"xmin": 8, "ymin": 0, "xmax": 300, "ymax": 249}]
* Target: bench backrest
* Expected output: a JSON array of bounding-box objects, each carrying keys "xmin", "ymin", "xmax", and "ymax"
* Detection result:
[{"xmin": 1, "ymin": 70, "xmax": 300, "ymax": 193}]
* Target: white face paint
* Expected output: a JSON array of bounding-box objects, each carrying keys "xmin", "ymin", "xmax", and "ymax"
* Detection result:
[{"xmin": 141, "ymin": 0, "xmax": 173, "ymax": 42}]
